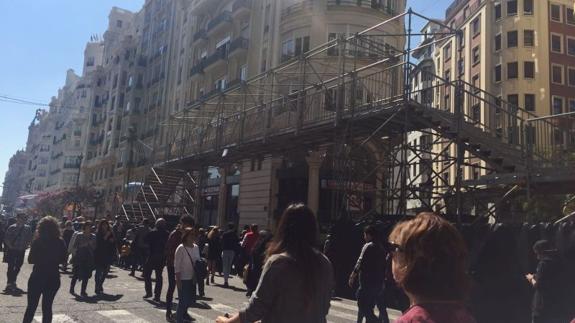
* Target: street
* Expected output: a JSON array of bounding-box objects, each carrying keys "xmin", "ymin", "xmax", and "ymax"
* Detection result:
[{"xmin": 0, "ymin": 253, "xmax": 401, "ymax": 323}]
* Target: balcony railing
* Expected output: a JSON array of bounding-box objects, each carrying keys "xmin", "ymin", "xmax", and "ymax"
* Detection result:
[
  {"xmin": 232, "ymin": 0, "xmax": 251, "ymax": 14},
  {"xmin": 193, "ymin": 29, "xmax": 207, "ymax": 43},
  {"xmin": 281, "ymin": 1, "xmax": 314, "ymax": 20},
  {"xmin": 190, "ymin": 48, "xmax": 228, "ymax": 77},
  {"xmin": 207, "ymin": 11, "xmax": 232, "ymax": 32},
  {"xmin": 229, "ymin": 37, "xmax": 249, "ymax": 54},
  {"xmin": 326, "ymin": 0, "xmax": 398, "ymax": 15},
  {"xmin": 63, "ymin": 162, "xmax": 81, "ymax": 169}
]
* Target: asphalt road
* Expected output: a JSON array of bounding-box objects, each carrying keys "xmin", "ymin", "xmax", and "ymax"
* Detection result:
[{"xmin": 0, "ymin": 252, "xmax": 401, "ymax": 323}]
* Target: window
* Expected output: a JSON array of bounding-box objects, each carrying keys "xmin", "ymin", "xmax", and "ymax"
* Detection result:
[
  {"xmin": 472, "ymin": 17, "xmax": 481, "ymax": 36},
  {"xmin": 443, "ymin": 43, "xmax": 452, "ymax": 60},
  {"xmin": 328, "ymin": 33, "xmax": 338, "ymax": 56},
  {"xmin": 240, "ymin": 65, "xmax": 248, "ymax": 81},
  {"xmin": 524, "ymin": 30, "xmax": 534, "ymax": 47},
  {"xmin": 525, "ymin": 94, "xmax": 536, "ymax": 111},
  {"xmin": 552, "ymin": 64, "xmax": 564, "ymax": 84},
  {"xmin": 508, "ymin": 94, "xmax": 519, "ymax": 109},
  {"xmin": 524, "ymin": 61, "xmax": 535, "ymax": 78},
  {"xmin": 568, "ymin": 67, "xmax": 575, "ymax": 86},
  {"xmin": 551, "ymin": 34, "xmax": 563, "ymax": 53},
  {"xmin": 471, "ymin": 104, "xmax": 481, "ymax": 123},
  {"xmin": 472, "ymin": 74, "xmax": 480, "ymax": 87},
  {"xmin": 495, "ymin": 2, "xmax": 502, "ymax": 20},
  {"xmin": 570, "ymin": 99, "xmax": 575, "ymax": 112},
  {"xmin": 524, "ymin": 0, "xmax": 533, "ymax": 15},
  {"xmin": 215, "ymin": 78, "xmax": 227, "ymax": 91},
  {"xmin": 568, "ymin": 8, "xmax": 575, "ymax": 25},
  {"xmin": 472, "ymin": 46, "xmax": 480, "ymax": 65},
  {"xmin": 281, "ymin": 38, "xmax": 294, "ymax": 61},
  {"xmin": 294, "ymin": 36, "xmax": 310, "ymax": 56},
  {"xmin": 507, "ymin": 62, "xmax": 518, "ymax": 79},
  {"xmin": 507, "ymin": 30, "xmax": 518, "ymax": 48},
  {"xmin": 495, "ymin": 34, "xmax": 502, "ymax": 51},
  {"xmin": 567, "ymin": 37, "xmax": 575, "ymax": 56},
  {"xmin": 116, "ymin": 20, "xmax": 123, "ymax": 28},
  {"xmin": 550, "ymin": 4, "xmax": 562, "ymax": 22},
  {"xmin": 552, "ymin": 96, "xmax": 564, "ymax": 114},
  {"xmin": 507, "ymin": 0, "xmax": 517, "ymax": 16},
  {"xmin": 495, "ymin": 64, "xmax": 502, "ymax": 82}
]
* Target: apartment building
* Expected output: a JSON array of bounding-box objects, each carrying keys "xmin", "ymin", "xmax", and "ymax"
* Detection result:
[
  {"xmin": 165, "ymin": 0, "xmax": 406, "ymax": 227},
  {"xmin": 403, "ymin": 21, "xmax": 442, "ymax": 213},
  {"xmin": 1, "ymin": 151, "xmax": 28, "ymax": 212},
  {"xmin": 81, "ymin": 8, "xmax": 149, "ymax": 210},
  {"xmin": 429, "ymin": 0, "xmax": 575, "ymax": 209},
  {"xmin": 8, "ymin": 0, "xmax": 407, "ymax": 223}
]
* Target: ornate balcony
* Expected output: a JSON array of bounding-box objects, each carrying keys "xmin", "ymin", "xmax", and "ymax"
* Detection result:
[{"xmin": 207, "ymin": 11, "xmax": 232, "ymax": 34}]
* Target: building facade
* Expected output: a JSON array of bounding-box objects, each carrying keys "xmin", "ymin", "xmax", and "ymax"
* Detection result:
[
  {"xmin": 1, "ymin": 151, "xmax": 28, "ymax": 213},
  {"xmin": 429, "ymin": 0, "xmax": 575, "ymax": 210},
  {"xmin": 6, "ymin": 0, "xmax": 408, "ymax": 224}
]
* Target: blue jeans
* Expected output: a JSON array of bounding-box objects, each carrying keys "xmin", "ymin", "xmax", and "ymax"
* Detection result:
[
  {"xmin": 94, "ymin": 265, "xmax": 110, "ymax": 293},
  {"xmin": 176, "ymin": 280, "xmax": 196, "ymax": 323},
  {"xmin": 221, "ymin": 250, "xmax": 235, "ymax": 283}
]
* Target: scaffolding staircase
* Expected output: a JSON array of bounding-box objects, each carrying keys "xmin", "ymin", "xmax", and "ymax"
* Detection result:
[{"xmin": 121, "ymin": 167, "xmax": 197, "ymax": 222}]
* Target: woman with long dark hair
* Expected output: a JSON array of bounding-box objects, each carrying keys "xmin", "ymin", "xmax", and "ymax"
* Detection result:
[
  {"xmin": 22, "ymin": 216, "xmax": 67, "ymax": 323},
  {"xmin": 216, "ymin": 203, "xmax": 334, "ymax": 323},
  {"xmin": 94, "ymin": 220, "xmax": 116, "ymax": 294}
]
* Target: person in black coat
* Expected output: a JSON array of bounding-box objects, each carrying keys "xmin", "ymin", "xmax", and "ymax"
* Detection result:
[
  {"xmin": 94, "ymin": 220, "xmax": 116, "ymax": 295},
  {"xmin": 143, "ymin": 218, "xmax": 169, "ymax": 302},
  {"xmin": 526, "ymin": 240, "xmax": 571, "ymax": 323},
  {"xmin": 22, "ymin": 216, "xmax": 67, "ymax": 323}
]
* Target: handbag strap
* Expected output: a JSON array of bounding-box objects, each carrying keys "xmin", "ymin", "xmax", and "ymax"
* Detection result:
[{"xmin": 182, "ymin": 245, "xmax": 197, "ymax": 277}]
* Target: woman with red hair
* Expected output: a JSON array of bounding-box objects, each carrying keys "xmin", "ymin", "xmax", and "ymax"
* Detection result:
[{"xmin": 389, "ymin": 212, "xmax": 476, "ymax": 323}]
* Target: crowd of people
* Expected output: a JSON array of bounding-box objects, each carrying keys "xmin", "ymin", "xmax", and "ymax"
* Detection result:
[{"xmin": 1, "ymin": 207, "xmax": 574, "ymax": 323}]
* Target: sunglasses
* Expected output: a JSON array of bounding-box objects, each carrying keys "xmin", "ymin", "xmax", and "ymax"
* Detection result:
[{"xmin": 387, "ymin": 242, "xmax": 404, "ymax": 253}]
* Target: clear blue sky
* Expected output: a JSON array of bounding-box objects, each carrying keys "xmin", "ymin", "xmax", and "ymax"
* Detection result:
[{"xmin": 0, "ymin": 0, "xmax": 449, "ymax": 196}]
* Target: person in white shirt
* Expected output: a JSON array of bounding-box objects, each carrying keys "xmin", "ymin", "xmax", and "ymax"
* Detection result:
[{"xmin": 174, "ymin": 228, "xmax": 200, "ymax": 323}]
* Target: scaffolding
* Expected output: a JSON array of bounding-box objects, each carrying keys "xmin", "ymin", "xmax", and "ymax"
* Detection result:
[{"xmin": 153, "ymin": 9, "xmax": 575, "ymax": 224}]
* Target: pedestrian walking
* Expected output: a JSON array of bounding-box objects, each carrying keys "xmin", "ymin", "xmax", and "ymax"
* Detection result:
[
  {"xmin": 112, "ymin": 216, "xmax": 126, "ymax": 254},
  {"xmin": 526, "ymin": 240, "xmax": 571, "ymax": 323},
  {"xmin": 244, "ymin": 230, "xmax": 272, "ymax": 297},
  {"xmin": 206, "ymin": 227, "xmax": 222, "ymax": 285},
  {"xmin": 164, "ymin": 215, "xmax": 195, "ymax": 322},
  {"xmin": 389, "ymin": 212, "xmax": 476, "ymax": 323},
  {"xmin": 22, "ymin": 216, "xmax": 67, "ymax": 323},
  {"xmin": 241, "ymin": 224, "xmax": 259, "ymax": 256},
  {"xmin": 216, "ymin": 203, "xmax": 334, "ymax": 323},
  {"xmin": 174, "ymin": 228, "xmax": 201, "ymax": 323},
  {"xmin": 3, "ymin": 213, "xmax": 33, "ymax": 293},
  {"xmin": 94, "ymin": 220, "xmax": 116, "ymax": 295},
  {"xmin": 349, "ymin": 225, "xmax": 390, "ymax": 323},
  {"xmin": 221, "ymin": 223, "xmax": 239, "ymax": 287},
  {"xmin": 130, "ymin": 219, "xmax": 150, "ymax": 276},
  {"xmin": 61, "ymin": 221, "xmax": 75, "ymax": 272},
  {"xmin": 69, "ymin": 221, "xmax": 96, "ymax": 297},
  {"xmin": 143, "ymin": 218, "xmax": 169, "ymax": 302}
]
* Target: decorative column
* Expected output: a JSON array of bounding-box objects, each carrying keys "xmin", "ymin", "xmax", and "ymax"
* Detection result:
[
  {"xmin": 305, "ymin": 150, "xmax": 325, "ymax": 216},
  {"xmin": 217, "ymin": 167, "xmax": 228, "ymax": 227}
]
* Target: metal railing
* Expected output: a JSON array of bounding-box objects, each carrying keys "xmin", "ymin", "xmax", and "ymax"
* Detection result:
[
  {"xmin": 414, "ymin": 65, "xmax": 574, "ymax": 167},
  {"xmin": 207, "ymin": 11, "xmax": 232, "ymax": 32}
]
